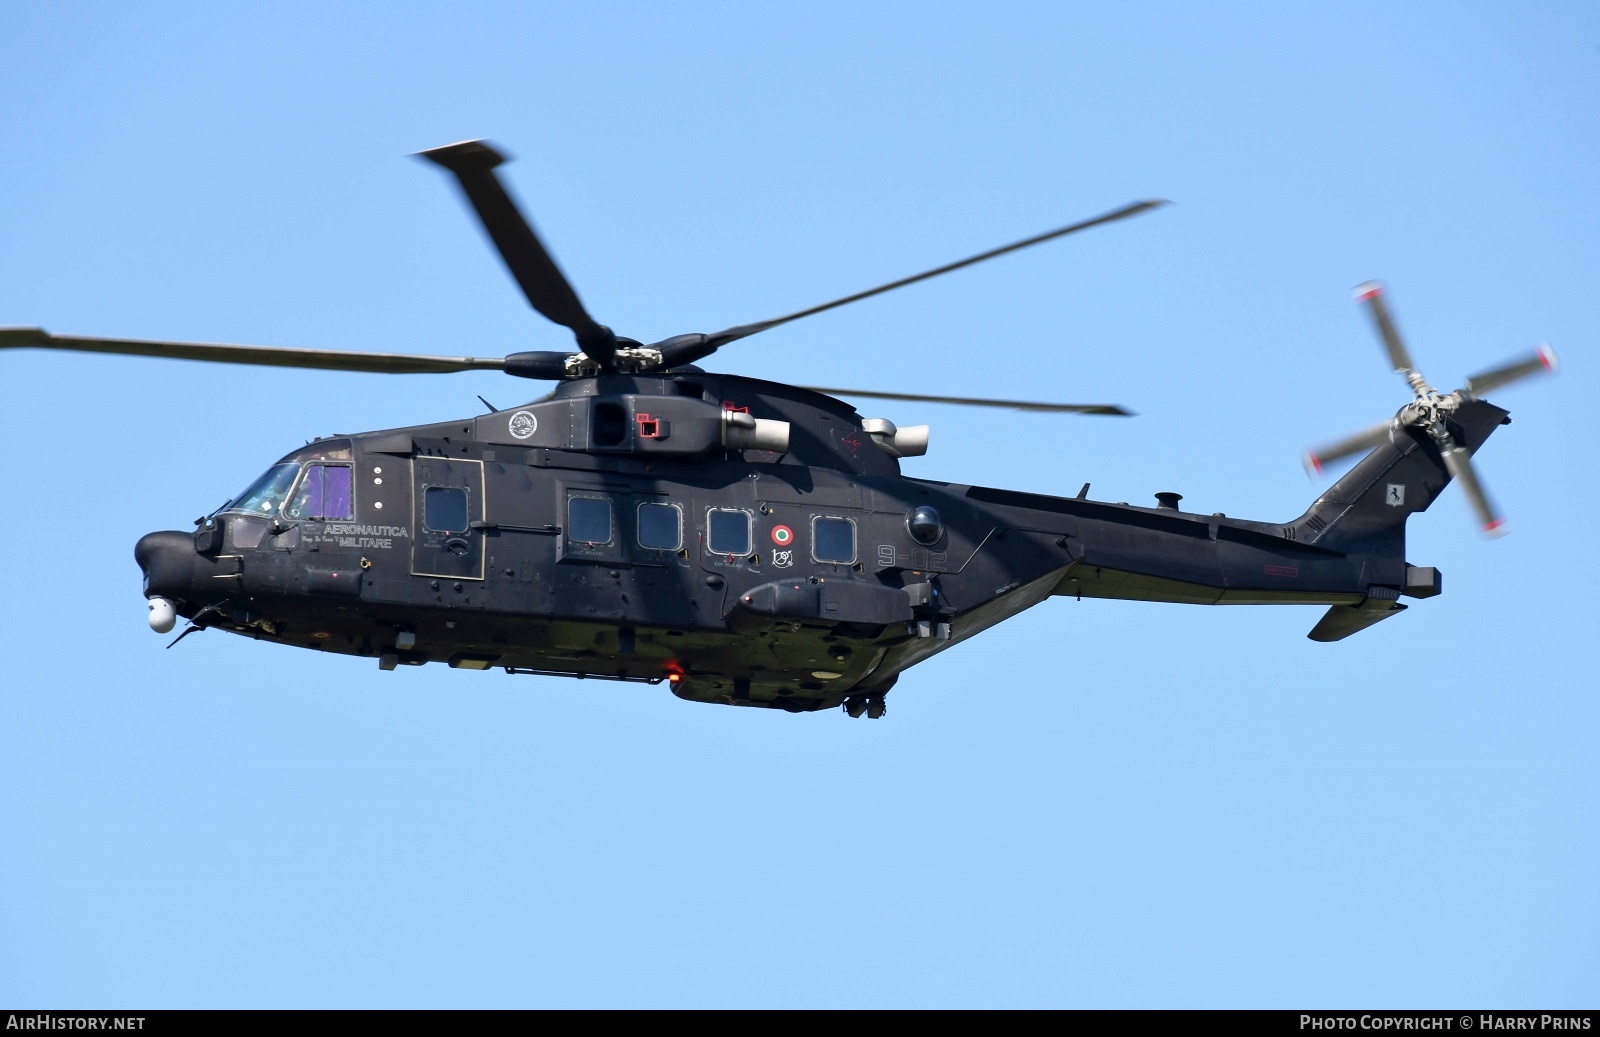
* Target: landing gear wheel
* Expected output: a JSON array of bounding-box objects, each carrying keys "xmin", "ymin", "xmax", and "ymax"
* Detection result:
[
  {"xmin": 844, "ymin": 696, "xmax": 868, "ymax": 718},
  {"xmin": 865, "ymin": 694, "xmax": 886, "ymax": 720}
]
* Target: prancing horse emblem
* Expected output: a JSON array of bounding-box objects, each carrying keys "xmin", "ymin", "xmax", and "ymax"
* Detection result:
[{"xmin": 1386, "ymin": 483, "xmax": 1405, "ymax": 507}]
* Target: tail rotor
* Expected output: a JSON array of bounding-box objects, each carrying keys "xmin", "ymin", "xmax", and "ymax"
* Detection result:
[{"xmin": 1303, "ymin": 282, "xmax": 1558, "ymax": 538}]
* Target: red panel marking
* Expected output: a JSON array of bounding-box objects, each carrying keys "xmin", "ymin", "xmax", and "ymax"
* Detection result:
[
  {"xmin": 1264, "ymin": 564, "xmax": 1299, "ymax": 577},
  {"xmin": 721, "ymin": 401, "xmax": 749, "ymax": 414}
]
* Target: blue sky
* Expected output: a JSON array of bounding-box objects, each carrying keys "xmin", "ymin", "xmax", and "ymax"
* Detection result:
[{"xmin": 2, "ymin": 1, "xmax": 1596, "ymax": 1008}]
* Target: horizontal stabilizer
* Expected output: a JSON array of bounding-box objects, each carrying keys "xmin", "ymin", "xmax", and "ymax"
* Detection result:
[{"xmin": 1307, "ymin": 601, "xmax": 1407, "ymax": 642}]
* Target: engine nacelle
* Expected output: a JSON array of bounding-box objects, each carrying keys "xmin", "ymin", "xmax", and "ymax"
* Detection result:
[
  {"xmin": 861, "ymin": 418, "xmax": 929, "ymax": 458},
  {"xmin": 722, "ymin": 410, "xmax": 791, "ymax": 453}
]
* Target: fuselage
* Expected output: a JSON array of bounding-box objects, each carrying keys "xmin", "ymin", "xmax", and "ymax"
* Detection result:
[{"xmin": 136, "ymin": 372, "xmax": 1489, "ymax": 712}]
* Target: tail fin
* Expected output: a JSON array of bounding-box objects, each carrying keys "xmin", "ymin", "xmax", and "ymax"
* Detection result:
[
  {"xmin": 1292, "ymin": 398, "xmax": 1509, "ymax": 640},
  {"xmin": 1292, "ymin": 398, "xmax": 1510, "ymax": 553}
]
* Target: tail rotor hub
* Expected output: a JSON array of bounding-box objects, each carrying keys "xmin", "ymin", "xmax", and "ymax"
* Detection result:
[{"xmin": 1398, "ymin": 380, "xmax": 1454, "ymax": 431}]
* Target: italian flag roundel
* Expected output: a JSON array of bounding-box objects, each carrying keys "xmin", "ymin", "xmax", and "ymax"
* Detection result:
[{"xmin": 771, "ymin": 524, "xmax": 794, "ymax": 546}]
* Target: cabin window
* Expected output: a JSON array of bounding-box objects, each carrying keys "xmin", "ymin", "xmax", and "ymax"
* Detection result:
[
  {"xmin": 707, "ymin": 509, "xmax": 752, "ymax": 556},
  {"xmin": 285, "ymin": 464, "xmax": 353, "ymax": 521},
  {"xmin": 637, "ymin": 502, "xmax": 682, "ymax": 551},
  {"xmin": 230, "ymin": 463, "xmax": 301, "ymax": 517},
  {"xmin": 568, "ymin": 497, "xmax": 613, "ymax": 545},
  {"xmin": 812, "ymin": 516, "xmax": 856, "ymax": 564},
  {"xmin": 424, "ymin": 487, "xmax": 469, "ymax": 533}
]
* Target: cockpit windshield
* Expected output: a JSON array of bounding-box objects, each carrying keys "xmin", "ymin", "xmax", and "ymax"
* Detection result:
[{"xmin": 228, "ymin": 464, "xmax": 302, "ymax": 518}]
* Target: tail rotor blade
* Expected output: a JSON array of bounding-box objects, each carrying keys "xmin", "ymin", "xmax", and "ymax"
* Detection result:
[
  {"xmin": 1303, "ymin": 420, "xmax": 1394, "ymax": 476},
  {"xmin": 418, "ymin": 140, "xmax": 617, "ymax": 368},
  {"xmin": 1353, "ymin": 281, "xmax": 1416, "ymax": 373},
  {"xmin": 1438, "ymin": 439, "xmax": 1507, "ymax": 537},
  {"xmin": 1464, "ymin": 343, "xmax": 1559, "ymax": 397}
]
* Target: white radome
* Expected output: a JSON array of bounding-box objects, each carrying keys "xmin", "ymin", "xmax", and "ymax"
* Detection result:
[{"xmin": 147, "ymin": 597, "xmax": 177, "ymax": 634}]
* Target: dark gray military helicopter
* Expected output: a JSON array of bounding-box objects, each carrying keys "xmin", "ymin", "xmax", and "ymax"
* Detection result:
[{"xmin": 1, "ymin": 141, "xmax": 1559, "ymax": 718}]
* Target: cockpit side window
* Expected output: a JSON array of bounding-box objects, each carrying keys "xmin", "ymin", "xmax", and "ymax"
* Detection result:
[
  {"xmin": 229, "ymin": 464, "xmax": 302, "ymax": 517},
  {"xmin": 285, "ymin": 464, "xmax": 354, "ymax": 521}
]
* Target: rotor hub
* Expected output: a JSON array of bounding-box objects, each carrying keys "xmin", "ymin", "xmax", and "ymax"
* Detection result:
[{"xmin": 563, "ymin": 346, "xmax": 665, "ymax": 378}]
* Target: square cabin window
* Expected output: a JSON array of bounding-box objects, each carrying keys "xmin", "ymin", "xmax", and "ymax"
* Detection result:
[
  {"xmin": 637, "ymin": 502, "xmax": 682, "ymax": 551},
  {"xmin": 707, "ymin": 509, "xmax": 751, "ymax": 556},
  {"xmin": 568, "ymin": 497, "xmax": 613, "ymax": 545},
  {"xmin": 424, "ymin": 486, "xmax": 468, "ymax": 533},
  {"xmin": 812, "ymin": 516, "xmax": 856, "ymax": 564}
]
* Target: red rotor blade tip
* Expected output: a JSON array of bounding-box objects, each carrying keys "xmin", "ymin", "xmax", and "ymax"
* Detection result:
[
  {"xmin": 1354, "ymin": 282, "xmax": 1384, "ymax": 302},
  {"xmin": 1538, "ymin": 344, "xmax": 1559, "ymax": 372}
]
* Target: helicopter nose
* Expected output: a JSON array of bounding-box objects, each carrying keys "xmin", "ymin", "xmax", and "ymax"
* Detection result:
[{"xmin": 135, "ymin": 530, "xmax": 198, "ymax": 603}]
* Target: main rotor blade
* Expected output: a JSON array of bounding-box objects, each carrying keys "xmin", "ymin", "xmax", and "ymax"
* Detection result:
[
  {"xmin": 1353, "ymin": 281, "xmax": 1416, "ymax": 372},
  {"xmin": 1464, "ymin": 343, "xmax": 1558, "ymax": 397},
  {"xmin": 1303, "ymin": 420, "xmax": 1394, "ymax": 476},
  {"xmin": 801, "ymin": 385, "xmax": 1133, "ymax": 415},
  {"xmin": 417, "ymin": 140, "xmax": 617, "ymax": 368},
  {"xmin": 0, "ymin": 327, "xmax": 506, "ymax": 375},
  {"xmin": 677, "ymin": 199, "xmax": 1168, "ymax": 361},
  {"xmin": 1438, "ymin": 438, "xmax": 1507, "ymax": 537}
]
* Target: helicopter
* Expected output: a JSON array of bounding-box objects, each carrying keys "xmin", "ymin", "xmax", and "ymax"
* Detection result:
[{"xmin": 1, "ymin": 140, "xmax": 1559, "ymax": 718}]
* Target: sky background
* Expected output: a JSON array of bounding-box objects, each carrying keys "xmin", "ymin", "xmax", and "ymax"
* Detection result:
[{"xmin": 2, "ymin": 1, "xmax": 1597, "ymax": 1008}]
